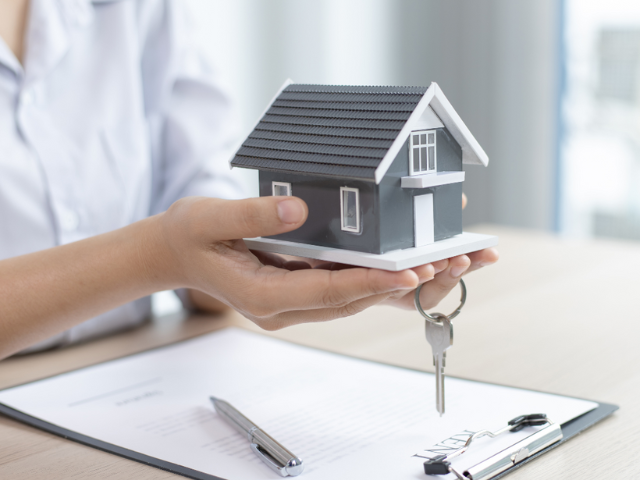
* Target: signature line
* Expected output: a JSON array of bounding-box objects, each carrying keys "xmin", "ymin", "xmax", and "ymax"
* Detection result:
[{"xmin": 68, "ymin": 377, "xmax": 163, "ymax": 407}]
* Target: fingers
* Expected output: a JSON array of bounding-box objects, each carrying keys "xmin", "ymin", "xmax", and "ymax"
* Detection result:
[
  {"xmin": 431, "ymin": 259, "xmax": 449, "ymax": 274},
  {"xmin": 389, "ymin": 255, "xmax": 470, "ymax": 310},
  {"xmin": 251, "ymin": 250, "xmax": 312, "ymax": 271},
  {"xmin": 282, "ymin": 260, "xmax": 314, "ymax": 271},
  {"xmin": 251, "ymin": 250, "xmax": 287, "ymax": 269},
  {"xmin": 462, "ymin": 192, "xmax": 468, "ymax": 210},
  {"xmin": 254, "ymin": 292, "xmax": 394, "ymax": 330},
  {"xmin": 385, "ymin": 246, "xmax": 499, "ymax": 310},
  {"xmin": 409, "ymin": 263, "xmax": 437, "ymax": 283},
  {"xmin": 415, "ymin": 254, "xmax": 470, "ymax": 309},
  {"xmin": 313, "ymin": 261, "xmax": 357, "ymax": 271},
  {"xmin": 465, "ymin": 247, "xmax": 499, "ymax": 275},
  {"xmin": 382, "ymin": 263, "xmax": 438, "ymax": 303},
  {"xmin": 185, "ymin": 196, "xmax": 309, "ymax": 242},
  {"xmin": 235, "ymin": 266, "xmax": 419, "ymax": 319}
]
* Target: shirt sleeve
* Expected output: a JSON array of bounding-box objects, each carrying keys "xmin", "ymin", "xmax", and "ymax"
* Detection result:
[
  {"xmin": 136, "ymin": 1, "xmax": 249, "ymax": 310},
  {"xmin": 138, "ymin": 0, "xmax": 249, "ymax": 216}
]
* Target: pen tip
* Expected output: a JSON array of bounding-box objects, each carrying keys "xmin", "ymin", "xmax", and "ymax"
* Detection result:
[{"xmin": 210, "ymin": 396, "xmax": 219, "ymax": 402}]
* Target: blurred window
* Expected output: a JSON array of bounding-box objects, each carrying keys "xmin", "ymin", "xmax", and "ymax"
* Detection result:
[
  {"xmin": 561, "ymin": 1, "xmax": 640, "ymax": 240},
  {"xmin": 597, "ymin": 30, "xmax": 640, "ymax": 103}
]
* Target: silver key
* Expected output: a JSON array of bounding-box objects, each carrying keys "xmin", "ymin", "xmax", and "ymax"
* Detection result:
[
  {"xmin": 424, "ymin": 314, "xmax": 453, "ymax": 416},
  {"xmin": 415, "ymin": 279, "xmax": 466, "ymax": 416}
]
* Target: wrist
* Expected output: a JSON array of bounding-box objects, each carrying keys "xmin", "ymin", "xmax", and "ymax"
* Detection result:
[{"xmin": 133, "ymin": 212, "xmax": 186, "ymax": 293}]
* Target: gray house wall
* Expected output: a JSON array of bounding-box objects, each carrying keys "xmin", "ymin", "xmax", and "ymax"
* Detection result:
[
  {"xmin": 259, "ymin": 171, "xmax": 381, "ymax": 253},
  {"xmin": 258, "ymin": 127, "xmax": 464, "ymax": 255},
  {"xmin": 378, "ymin": 131, "xmax": 463, "ymax": 253},
  {"xmin": 436, "ymin": 129, "xmax": 463, "ymax": 172}
]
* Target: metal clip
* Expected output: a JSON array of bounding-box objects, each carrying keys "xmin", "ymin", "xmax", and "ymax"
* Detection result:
[
  {"xmin": 423, "ymin": 413, "xmax": 563, "ymax": 480},
  {"xmin": 250, "ymin": 443, "xmax": 303, "ymax": 477}
]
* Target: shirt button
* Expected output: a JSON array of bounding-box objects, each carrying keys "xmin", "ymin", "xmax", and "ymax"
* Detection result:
[{"xmin": 59, "ymin": 210, "xmax": 80, "ymax": 231}]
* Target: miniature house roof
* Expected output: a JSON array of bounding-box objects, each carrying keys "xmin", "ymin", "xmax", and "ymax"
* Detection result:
[{"xmin": 230, "ymin": 81, "xmax": 489, "ymax": 184}]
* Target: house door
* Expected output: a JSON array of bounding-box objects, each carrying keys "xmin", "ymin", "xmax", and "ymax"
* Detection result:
[{"xmin": 414, "ymin": 193, "xmax": 435, "ymax": 247}]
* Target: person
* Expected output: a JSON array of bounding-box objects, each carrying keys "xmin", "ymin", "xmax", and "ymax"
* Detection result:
[{"xmin": 0, "ymin": 0, "xmax": 498, "ymax": 360}]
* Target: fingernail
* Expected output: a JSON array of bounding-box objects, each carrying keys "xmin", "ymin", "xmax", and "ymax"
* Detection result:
[
  {"xmin": 277, "ymin": 199, "xmax": 304, "ymax": 224},
  {"xmin": 450, "ymin": 265, "xmax": 468, "ymax": 278},
  {"xmin": 479, "ymin": 261, "xmax": 495, "ymax": 267}
]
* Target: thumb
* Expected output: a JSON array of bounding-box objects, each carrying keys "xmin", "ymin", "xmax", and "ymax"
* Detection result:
[{"xmin": 208, "ymin": 196, "xmax": 308, "ymax": 241}]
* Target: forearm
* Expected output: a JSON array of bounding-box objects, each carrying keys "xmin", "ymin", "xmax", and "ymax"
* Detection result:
[
  {"xmin": 0, "ymin": 193, "xmax": 485, "ymax": 358},
  {"xmin": 0, "ymin": 214, "xmax": 177, "ymax": 358}
]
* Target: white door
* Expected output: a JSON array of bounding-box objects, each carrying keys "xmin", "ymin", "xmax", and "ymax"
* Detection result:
[{"xmin": 414, "ymin": 193, "xmax": 435, "ymax": 247}]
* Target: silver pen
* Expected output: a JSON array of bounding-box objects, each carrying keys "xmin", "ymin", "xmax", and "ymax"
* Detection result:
[{"xmin": 210, "ymin": 396, "xmax": 304, "ymax": 477}]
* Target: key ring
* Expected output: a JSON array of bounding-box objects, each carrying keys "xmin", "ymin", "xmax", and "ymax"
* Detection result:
[{"xmin": 414, "ymin": 278, "xmax": 467, "ymax": 325}]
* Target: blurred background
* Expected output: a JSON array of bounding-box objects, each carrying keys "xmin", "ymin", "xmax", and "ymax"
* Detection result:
[{"xmin": 156, "ymin": 0, "xmax": 640, "ymax": 312}]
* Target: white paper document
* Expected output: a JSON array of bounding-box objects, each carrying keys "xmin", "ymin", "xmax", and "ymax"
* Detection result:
[{"xmin": 0, "ymin": 328, "xmax": 597, "ymax": 479}]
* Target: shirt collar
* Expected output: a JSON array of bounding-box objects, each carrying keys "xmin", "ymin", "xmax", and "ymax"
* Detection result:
[
  {"xmin": 0, "ymin": 38, "xmax": 23, "ymax": 77},
  {"xmin": 0, "ymin": 0, "xmax": 124, "ymax": 83},
  {"xmin": 22, "ymin": 0, "xmax": 96, "ymax": 84}
]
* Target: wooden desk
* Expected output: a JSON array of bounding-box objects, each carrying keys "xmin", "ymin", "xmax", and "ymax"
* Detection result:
[{"xmin": 1, "ymin": 226, "xmax": 638, "ymax": 478}]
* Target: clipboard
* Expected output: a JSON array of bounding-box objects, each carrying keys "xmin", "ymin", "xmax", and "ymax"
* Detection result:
[
  {"xmin": 0, "ymin": 399, "xmax": 618, "ymax": 480},
  {"xmin": 418, "ymin": 408, "xmax": 618, "ymax": 479},
  {"xmin": 489, "ymin": 405, "xmax": 618, "ymax": 479},
  {"xmin": 0, "ymin": 328, "xmax": 618, "ymax": 480}
]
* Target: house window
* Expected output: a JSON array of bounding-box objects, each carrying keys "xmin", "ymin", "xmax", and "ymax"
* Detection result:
[
  {"xmin": 410, "ymin": 130, "xmax": 437, "ymax": 175},
  {"xmin": 272, "ymin": 182, "xmax": 291, "ymax": 196},
  {"xmin": 340, "ymin": 187, "xmax": 360, "ymax": 232}
]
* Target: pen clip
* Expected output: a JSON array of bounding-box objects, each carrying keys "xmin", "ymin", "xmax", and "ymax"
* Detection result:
[{"xmin": 250, "ymin": 443, "xmax": 290, "ymax": 477}]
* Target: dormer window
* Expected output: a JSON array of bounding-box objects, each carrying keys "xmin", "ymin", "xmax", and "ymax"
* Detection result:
[{"xmin": 410, "ymin": 130, "xmax": 437, "ymax": 175}]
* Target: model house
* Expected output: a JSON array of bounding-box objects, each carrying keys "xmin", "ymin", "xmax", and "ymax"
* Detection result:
[{"xmin": 230, "ymin": 82, "xmax": 489, "ymax": 255}]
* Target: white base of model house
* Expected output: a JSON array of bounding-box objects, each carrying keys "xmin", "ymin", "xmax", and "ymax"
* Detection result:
[{"xmin": 244, "ymin": 232, "xmax": 499, "ymax": 272}]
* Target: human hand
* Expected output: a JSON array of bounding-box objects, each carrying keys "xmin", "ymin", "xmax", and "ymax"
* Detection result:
[
  {"xmin": 159, "ymin": 196, "xmax": 427, "ymax": 330},
  {"xmin": 307, "ymin": 191, "xmax": 498, "ymax": 311},
  {"xmin": 308, "ymin": 248, "xmax": 498, "ymax": 311},
  {"xmin": 383, "ymin": 190, "xmax": 498, "ymax": 310},
  {"xmin": 380, "ymin": 248, "xmax": 499, "ymax": 310}
]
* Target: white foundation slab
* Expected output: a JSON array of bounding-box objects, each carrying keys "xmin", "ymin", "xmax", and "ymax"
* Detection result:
[{"xmin": 244, "ymin": 232, "xmax": 498, "ymax": 271}]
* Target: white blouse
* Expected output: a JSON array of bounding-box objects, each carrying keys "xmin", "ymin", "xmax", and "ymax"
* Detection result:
[{"xmin": 0, "ymin": 0, "xmax": 246, "ymax": 351}]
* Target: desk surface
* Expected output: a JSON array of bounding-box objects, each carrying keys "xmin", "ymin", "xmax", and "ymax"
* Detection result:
[{"xmin": 0, "ymin": 226, "xmax": 638, "ymax": 479}]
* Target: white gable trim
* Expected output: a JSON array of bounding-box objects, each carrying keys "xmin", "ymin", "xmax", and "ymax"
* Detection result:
[
  {"xmin": 374, "ymin": 86, "xmax": 435, "ymax": 184},
  {"xmin": 229, "ymin": 78, "xmax": 294, "ymax": 169},
  {"xmin": 429, "ymin": 83, "xmax": 489, "ymax": 168},
  {"xmin": 374, "ymin": 82, "xmax": 488, "ymax": 184},
  {"xmin": 412, "ymin": 106, "xmax": 444, "ymax": 130}
]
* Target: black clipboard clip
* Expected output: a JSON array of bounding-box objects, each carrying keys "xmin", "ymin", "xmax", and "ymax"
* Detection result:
[{"xmin": 423, "ymin": 413, "xmax": 563, "ymax": 480}]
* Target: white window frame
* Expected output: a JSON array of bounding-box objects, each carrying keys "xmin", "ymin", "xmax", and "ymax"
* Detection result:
[
  {"xmin": 409, "ymin": 129, "xmax": 437, "ymax": 176},
  {"xmin": 340, "ymin": 187, "xmax": 360, "ymax": 233},
  {"xmin": 272, "ymin": 181, "xmax": 292, "ymax": 196}
]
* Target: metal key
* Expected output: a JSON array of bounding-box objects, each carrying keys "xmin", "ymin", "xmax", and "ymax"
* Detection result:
[
  {"xmin": 424, "ymin": 315, "xmax": 453, "ymax": 416},
  {"xmin": 415, "ymin": 279, "xmax": 466, "ymax": 416}
]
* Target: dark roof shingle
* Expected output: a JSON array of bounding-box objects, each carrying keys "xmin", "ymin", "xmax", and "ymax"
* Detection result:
[{"xmin": 230, "ymin": 84, "xmax": 427, "ymax": 179}]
